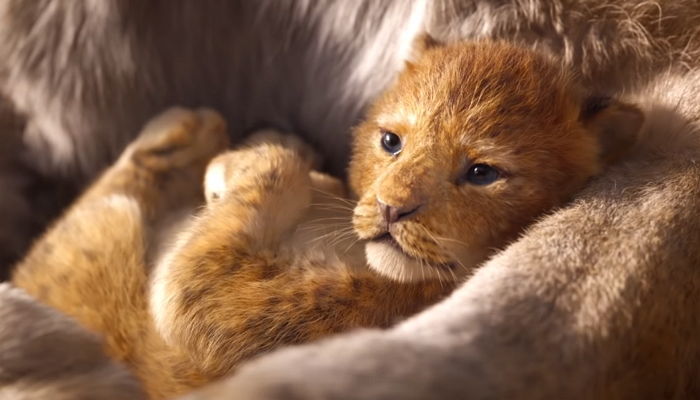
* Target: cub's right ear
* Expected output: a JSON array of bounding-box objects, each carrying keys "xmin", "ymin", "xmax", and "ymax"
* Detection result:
[
  {"xmin": 580, "ymin": 96, "xmax": 644, "ymax": 164},
  {"xmin": 405, "ymin": 33, "xmax": 444, "ymax": 68}
]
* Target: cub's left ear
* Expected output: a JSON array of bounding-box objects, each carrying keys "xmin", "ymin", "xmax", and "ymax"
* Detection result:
[
  {"xmin": 405, "ymin": 33, "xmax": 444, "ymax": 68},
  {"xmin": 580, "ymin": 96, "xmax": 644, "ymax": 164}
]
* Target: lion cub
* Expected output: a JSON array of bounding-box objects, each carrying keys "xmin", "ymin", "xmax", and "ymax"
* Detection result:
[{"xmin": 12, "ymin": 39, "xmax": 642, "ymax": 398}]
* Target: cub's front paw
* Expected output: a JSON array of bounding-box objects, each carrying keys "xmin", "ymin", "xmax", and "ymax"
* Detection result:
[
  {"xmin": 245, "ymin": 129, "xmax": 321, "ymax": 169},
  {"xmin": 126, "ymin": 107, "xmax": 229, "ymax": 172},
  {"xmin": 204, "ymin": 129, "xmax": 314, "ymax": 204}
]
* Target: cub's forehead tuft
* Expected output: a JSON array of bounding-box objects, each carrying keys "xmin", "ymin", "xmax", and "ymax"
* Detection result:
[{"xmin": 401, "ymin": 41, "xmax": 575, "ymax": 119}]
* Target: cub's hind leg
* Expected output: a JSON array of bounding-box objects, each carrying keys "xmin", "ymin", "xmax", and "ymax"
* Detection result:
[
  {"xmin": 12, "ymin": 108, "xmax": 228, "ymax": 395},
  {"xmin": 151, "ymin": 130, "xmax": 317, "ymax": 376},
  {"xmin": 83, "ymin": 107, "xmax": 230, "ymax": 216}
]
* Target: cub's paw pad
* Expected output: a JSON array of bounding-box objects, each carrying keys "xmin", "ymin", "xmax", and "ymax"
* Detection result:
[
  {"xmin": 204, "ymin": 150, "xmax": 262, "ymax": 204},
  {"xmin": 129, "ymin": 107, "xmax": 229, "ymax": 170}
]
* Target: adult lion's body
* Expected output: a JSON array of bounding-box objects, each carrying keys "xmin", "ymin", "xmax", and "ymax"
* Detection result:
[{"xmin": 1, "ymin": 1, "xmax": 700, "ymax": 399}]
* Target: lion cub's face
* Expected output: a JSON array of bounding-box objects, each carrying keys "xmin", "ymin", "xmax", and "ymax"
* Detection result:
[{"xmin": 349, "ymin": 40, "xmax": 641, "ymax": 282}]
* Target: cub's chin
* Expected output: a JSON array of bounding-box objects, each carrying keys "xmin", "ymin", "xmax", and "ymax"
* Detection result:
[{"xmin": 365, "ymin": 238, "xmax": 459, "ymax": 283}]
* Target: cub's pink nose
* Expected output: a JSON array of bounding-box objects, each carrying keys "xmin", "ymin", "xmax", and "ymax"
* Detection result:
[{"xmin": 377, "ymin": 198, "xmax": 422, "ymax": 225}]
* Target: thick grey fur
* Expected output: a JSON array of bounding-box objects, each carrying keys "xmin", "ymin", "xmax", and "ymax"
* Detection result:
[{"xmin": 0, "ymin": 283, "xmax": 145, "ymax": 399}]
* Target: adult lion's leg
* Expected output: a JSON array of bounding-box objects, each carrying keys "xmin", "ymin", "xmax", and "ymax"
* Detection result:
[{"xmin": 0, "ymin": 283, "xmax": 146, "ymax": 399}]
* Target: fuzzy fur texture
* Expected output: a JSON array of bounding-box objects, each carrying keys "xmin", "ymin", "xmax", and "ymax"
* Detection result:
[
  {"xmin": 11, "ymin": 106, "xmax": 452, "ymax": 399},
  {"xmin": 185, "ymin": 71, "xmax": 700, "ymax": 400},
  {"xmin": 0, "ymin": 97, "xmax": 75, "ymax": 279},
  {"xmin": 349, "ymin": 39, "xmax": 641, "ymax": 283},
  {"xmin": 0, "ymin": 0, "xmax": 428, "ymax": 177},
  {"xmin": 0, "ymin": 0, "xmax": 427, "ymax": 273},
  {"xmin": 0, "ymin": 283, "xmax": 145, "ymax": 400},
  {"xmin": 0, "ymin": 0, "xmax": 698, "ymax": 265},
  {"xmin": 10, "ymin": 42, "xmax": 627, "ymax": 399},
  {"xmin": 2, "ymin": 0, "xmax": 700, "ymax": 399},
  {"xmin": 0, "ymin": 97, "xmax": 29, "ymax": 279},
  {"xmin": 428, "ymin": 0, "xmax": 700, "ymax": 92}
]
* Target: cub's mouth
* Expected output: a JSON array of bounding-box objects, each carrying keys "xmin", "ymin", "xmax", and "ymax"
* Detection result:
[
  {"xmin": 370, "ymin": 232, "xmax": 403, "ymax": 250},
  {"xmin": 366, "ymin": 231, "xmax": 458, "ymax": 283}
]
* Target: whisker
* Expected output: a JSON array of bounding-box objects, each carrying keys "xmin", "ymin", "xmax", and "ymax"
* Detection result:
[
  {"xmin": 453, "ymin": 258, "xmax": 471, "ymax": 274},
  {"xmin": 308, "ymin": 203, "xmax": 356, "ymax": 212},
  {"xmin": 414, "ymin": 225, "xmax": 472, "ymax": 280},
  {"xmin": 436, "ymin": 264, "xmax": 444, "ymax": 289},
  {"xmin": 446, "ymin": 263, "xmax": 458, "ymax": 282},
  {"xmin": 420, "ymin": 254, "xmax": 426, "ymax": 282},
  {"xmin": 432, "ymin": 235, "xmax": 469, "ymax": 247},
  {"xmin": 306, "ymin": 225, "xmax": 355, "ymax": 236},
  {"xmin": 342, "ymin": 238, "xmax": 361, "ymax": 254},
  {"xmin": 307, "ymin": 227, "xmax": 357, "ymax": 246},
  {"xmin": 295, "ymin": 224, "xmax": 353, "ymax": 234},
  {"xmin": 305, "ymin": 216, "xmax": 354, "ymax": 222},
  {"xmin": 309, "ymin": 187, "xmax": 358, "ymax": 206},
  {"xmin": 328, "ymin": 230, "xmax": 358, "ymax": 247}
]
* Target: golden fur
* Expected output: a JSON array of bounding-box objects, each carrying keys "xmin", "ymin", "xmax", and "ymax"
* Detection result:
[{"xmin": 12, "ymin": 41, "xmax": 641, "ymax": 398}]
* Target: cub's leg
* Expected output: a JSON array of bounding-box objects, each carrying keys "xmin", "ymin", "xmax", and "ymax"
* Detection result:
[
  {"xmin": 151, "ymin": 131, "xmax": 447, "ymax": 379},
  {"xmin": 12, "ymin": 108, "xmax": 228, "ymax": 397}
]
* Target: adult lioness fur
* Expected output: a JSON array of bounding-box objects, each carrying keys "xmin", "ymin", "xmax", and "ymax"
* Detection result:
[
  {"xmin": 0, "ymin": 284, "xmax": 145, "ymax": 400},
  {"xmin": 2, "ymin": 1, "xmax": 700, "ymax": 399}
]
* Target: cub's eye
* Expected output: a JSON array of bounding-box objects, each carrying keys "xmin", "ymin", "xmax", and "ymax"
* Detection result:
[
  {"xmin": 380, "ymin": 130, "xmax": 403, "ymax": 155},
  {"xmin": 463, "ymin": 163, "xmax": 500, "ymax": 185}
]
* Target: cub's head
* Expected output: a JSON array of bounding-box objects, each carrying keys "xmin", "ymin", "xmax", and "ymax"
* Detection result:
[{"xmin": 349, "ymin": 39, "xmax": 643, "ymax": 282}]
